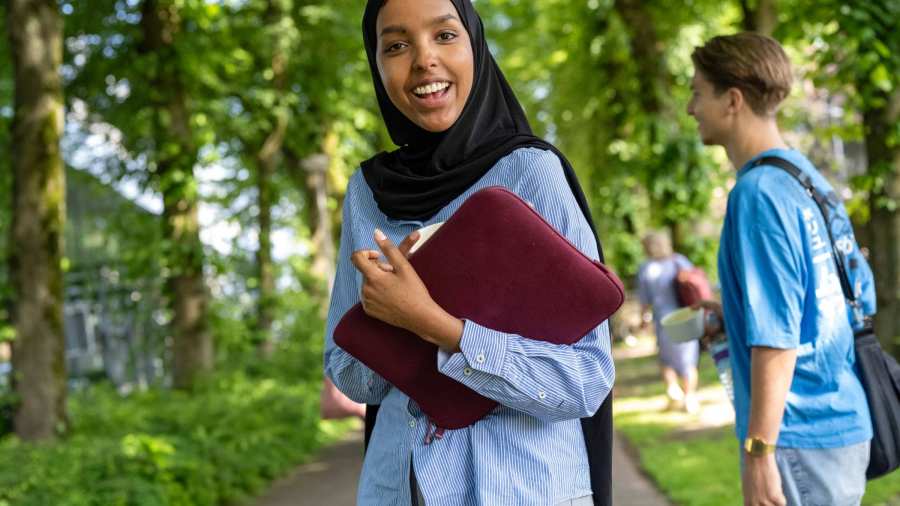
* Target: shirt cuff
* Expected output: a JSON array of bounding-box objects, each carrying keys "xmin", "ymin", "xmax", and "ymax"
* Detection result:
[
  {"xmin": 436, "ymin": 348, "xmax": 452, "ymax": 369},
  {"xmin": 460, "ymin": 319, "xmax": 508, "ymax": 375},
  {"xmin": 436, "ymin": 320, "xmax": 508, "ymax": 389}
]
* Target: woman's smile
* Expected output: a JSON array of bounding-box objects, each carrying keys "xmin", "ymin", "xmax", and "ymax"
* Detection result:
[
  {"xmin": 376, "ymin": 0, "xmax": 474, "ymax": 132},
  {"xmin": 410, "ymin": 80, "xmax": 453, "ymax": 108}
]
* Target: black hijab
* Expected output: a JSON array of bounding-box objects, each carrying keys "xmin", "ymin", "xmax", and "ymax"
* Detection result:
[{"xmin": 361, "ymin": 2, "xmax": 613, "ymax": 505}]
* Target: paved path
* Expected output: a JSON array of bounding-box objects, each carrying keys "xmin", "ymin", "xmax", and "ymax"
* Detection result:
[
  {"xmin": 253, "ymin": 427, "xmax": 670, "ymax": 506},
  {"xmin": 612, "ymin": 431, "xmax": 672, "ymax": 506},
  {"xmin": 252, "ymin": 429, "xmax": 364, "ymax": 506}
]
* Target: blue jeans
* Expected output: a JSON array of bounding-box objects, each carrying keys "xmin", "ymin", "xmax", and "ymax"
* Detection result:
[{"xmin": 743, "ymin": 441, "xmax": 870, "ymax": 506}]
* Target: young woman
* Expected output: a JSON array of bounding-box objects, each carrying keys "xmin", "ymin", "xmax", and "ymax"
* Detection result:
[{"xmin": 324, "ymin": 1, "xmax": 615, "ymax": 504}]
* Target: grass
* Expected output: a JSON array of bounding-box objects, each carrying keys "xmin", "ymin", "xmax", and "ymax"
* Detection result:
[{"xmin": 613, "ymin": 337, "xmax": 900, "ymax": 506}]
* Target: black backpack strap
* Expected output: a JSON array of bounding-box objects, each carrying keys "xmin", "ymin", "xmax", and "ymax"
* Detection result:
[
  {"xmin": 751, "ymin": 156, "xmax": 857, "ymax": 307},
  {"xmin": 364, "ymin": 404, "xmax": 378, "ymax": 450}
]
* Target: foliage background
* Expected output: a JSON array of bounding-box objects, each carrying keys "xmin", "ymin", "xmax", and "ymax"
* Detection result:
[{"xmin": 2, "ymin": 0, "xmax": 899, "ymax": 503}]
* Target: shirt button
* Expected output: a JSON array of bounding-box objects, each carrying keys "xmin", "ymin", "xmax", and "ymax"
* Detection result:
[
  {"xmin": 475, "ymin": 353, "xmax": 485, "ymax": 364},
  {"xmin": 538, "ymin": 391, "xmax": 547, "ymax": 400},
  {"xmin": 409, "ymin": 420, "xmax": 416, "ymax": 428},
  {"xmin": 463, "ymin": 367, "xmax": 473, "ymax": 376}
]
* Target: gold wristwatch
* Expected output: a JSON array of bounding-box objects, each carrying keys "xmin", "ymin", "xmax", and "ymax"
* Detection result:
[{"xmin": 743, "ymin": 437, "xmax": 776, "ymax": 457}]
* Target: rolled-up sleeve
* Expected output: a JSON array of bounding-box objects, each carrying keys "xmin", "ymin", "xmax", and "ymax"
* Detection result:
[{"xmin": 436, "ymin": 149, "xmax": 615, "ymax": 423}]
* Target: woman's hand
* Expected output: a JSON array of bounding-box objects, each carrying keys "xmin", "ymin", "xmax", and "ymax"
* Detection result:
[{"xmin": 350, "ymin": 229, "xmax": 463, "ymax": 352}]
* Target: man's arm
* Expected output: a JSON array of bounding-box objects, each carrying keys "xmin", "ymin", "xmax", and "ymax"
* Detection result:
[
  {"xmin": 640, "ymin": 304, "xmax": 652, "ymax": 330},
  {"xmin": 743, "ymin": 346, "xmax": 797, "ymax": 506},
  {"xmin": 747, "ymin": 346, "xmax": 796, "ymax": 442}
]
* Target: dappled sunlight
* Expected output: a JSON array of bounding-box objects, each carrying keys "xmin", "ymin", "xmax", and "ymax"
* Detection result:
[
  {"xmin": 613, "ymin": 333, "xmax": 743, "ymax": 505},
  {"xmin": 615, "ymin": 383, "xmax": 734, "ymax": 431},
  {"xmin": 614, "ymin": 331, "xmax": 735, "ymax": 435}
]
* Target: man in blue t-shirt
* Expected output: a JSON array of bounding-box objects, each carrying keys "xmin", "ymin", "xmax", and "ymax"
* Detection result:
[{"xmin": 688, "ymin": 33, "xmax": 874, "ymax": 506}]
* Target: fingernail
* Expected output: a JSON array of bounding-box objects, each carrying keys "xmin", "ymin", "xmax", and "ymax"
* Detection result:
[{"xmin": 374, "ymin": 228, "xmax": 386, "ymax": 241}]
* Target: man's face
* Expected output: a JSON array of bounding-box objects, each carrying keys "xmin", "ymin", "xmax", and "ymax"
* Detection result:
[{"xmin": 687, "ymin": 71, "xmax": 731, "ymax": 146}]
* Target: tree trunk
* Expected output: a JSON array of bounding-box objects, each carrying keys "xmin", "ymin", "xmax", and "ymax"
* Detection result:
[
  {"xmin": 740, "ymin": 0, "xmax": 777, "ymax": 36},
  {"xmin": 285, "ymin": 147, "xmax": 335, "ymax": 306},
  {"xmin": 256, "ymin": 155, "xmax": 276, "ymax": 356},
  {"xmin": 614, "ymin": 0, "xmax": 683, "ymax": 251},
  {"xmin": 140, "ymin": 0, "xmax": 212, "ymax": 389},
  {"xmin": 614, "ymin": 0, "xmax": 666, "ymax": 121},
  {"xmin": 303, "ymin": 149, "xmax": 336, "ymax": 291},
  {"xmin": 254, "ymin": 0, "xmax": 290, "ymax": 356},
  {"xmin": 311, "ymin": 129, "xmax": 339, "ymax": 291},
  {"xmin": 863, "ymin": 89, "xmax": 900, "ymax": 355},
  {"xmin": 7, "ymin": 0, "xmax": 67, "ymax": 440}
]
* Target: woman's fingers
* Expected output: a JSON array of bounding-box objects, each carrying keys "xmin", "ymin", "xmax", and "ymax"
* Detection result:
[
  {"xmin": 374, "ymin": 228, "xmax": 410, "ymax": 271},
  {"xmin": 354, "ymin": 228, "xmax": 420, "ymax": 278},
  {"xmin": 350, "ymin": 249, "xmax": 383, "ymax": 278},
  {"xmin": 398, "ymin": 230, "xmax": 421, "ymax": 258}
]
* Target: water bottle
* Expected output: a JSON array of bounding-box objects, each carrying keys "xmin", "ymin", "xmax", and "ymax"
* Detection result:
[
  {"xmin": 704, "ymin": 312, "xmax": 734, "ymax": 406},
  {"xmin": 708, "ymin": 338, "xmax": 734, "ymax": 406}
]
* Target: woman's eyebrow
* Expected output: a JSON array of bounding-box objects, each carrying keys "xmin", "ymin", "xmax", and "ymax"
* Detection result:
[
  {"xmin": 430, "ymin": 14, "xmax": 460, "ymax": 26},
  {"xmin": 379, "ymin": 25, "xmax": 405, "ymax": 37},
  {"xmin": 379, "ymin": 14, "xmax": 460, "ymax": 37}
]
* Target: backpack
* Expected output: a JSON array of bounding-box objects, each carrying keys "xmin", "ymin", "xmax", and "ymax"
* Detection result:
[
  {"xmin": 675, "ymin": 265, "xmax": 713, "ymax": 307},
  {"xmin": 753, "ymin": 155, "xmax": 899, "ymax": 479}
]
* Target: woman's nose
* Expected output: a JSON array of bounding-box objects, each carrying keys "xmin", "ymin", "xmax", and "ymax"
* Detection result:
[{"xmin": 412, "ymin": 44, "xmax": 439, "ymax": 71}]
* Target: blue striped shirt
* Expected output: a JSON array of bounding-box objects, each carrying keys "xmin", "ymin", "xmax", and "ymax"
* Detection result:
[{"xmin": 324, "ymin": 147, "xmax": 615, "ymax": 505}]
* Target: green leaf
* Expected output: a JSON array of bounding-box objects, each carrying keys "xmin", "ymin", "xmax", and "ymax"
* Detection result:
[{"xmin": 870, "ymin": 64, "xmax": 894, "ymax": 93}]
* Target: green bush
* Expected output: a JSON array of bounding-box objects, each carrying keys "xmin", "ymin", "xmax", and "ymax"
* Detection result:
[{"xmin": 0, "ymin": 342, "xmax": 345, "ymax": 506}]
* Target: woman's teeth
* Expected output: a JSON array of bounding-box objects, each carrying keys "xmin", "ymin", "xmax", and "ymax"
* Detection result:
[{"xmin": 413, "ymin": 82, "xmax": 450, "ymax": 96}]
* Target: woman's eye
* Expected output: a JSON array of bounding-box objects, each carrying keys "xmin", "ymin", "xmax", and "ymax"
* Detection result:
[
  {"xmin": 384, "ymin": 42, "xmax": 406, "ymax": 53},
  {"xmin": 437, "ymin": 31, "xmax": 457, "ymax": 42}
]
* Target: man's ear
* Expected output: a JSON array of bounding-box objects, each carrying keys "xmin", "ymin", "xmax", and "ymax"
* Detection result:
[{"xmin": 726, "ymin": 87, "xmax": 744, "ymax": 115}]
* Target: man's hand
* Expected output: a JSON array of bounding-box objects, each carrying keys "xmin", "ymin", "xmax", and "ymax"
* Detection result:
[
  {"xmin": 742, "ymin": 346, "xmax": 796, "ymax": 506},
  {"xmin": 350, "ymin": 229, "xmax": 462, "ymax": 351},
  {"xmin": 693, "ymin": 299, "xmax": 724, "ymax": 348},
  {"xmin": 742, "ymin": 454, "xmax": 786, "ymax": 506},
  {"xmin": 639, "ymin": 305, "xmax": 652, "ymax": 331}
]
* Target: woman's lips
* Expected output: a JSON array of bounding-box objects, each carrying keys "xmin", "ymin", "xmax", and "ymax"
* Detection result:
[{"xmin": 412, "ymin": 84, "xmax": 452, "ymax": 109}]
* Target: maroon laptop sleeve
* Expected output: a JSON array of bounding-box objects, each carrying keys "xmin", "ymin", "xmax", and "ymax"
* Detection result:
[{"xmin": 333, "ymin": 186, "xmax": 624, "ymax": 429}]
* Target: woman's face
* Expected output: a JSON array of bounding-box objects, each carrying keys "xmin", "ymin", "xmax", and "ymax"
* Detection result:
[{"xmin": 375, "ymin": 0, "xmax": 474, "ymax": 133}]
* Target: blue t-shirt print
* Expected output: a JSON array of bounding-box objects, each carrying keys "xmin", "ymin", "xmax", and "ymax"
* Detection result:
[{"xmin": 718, "ymin": 148, "xmax": 873, "ymax": 449}]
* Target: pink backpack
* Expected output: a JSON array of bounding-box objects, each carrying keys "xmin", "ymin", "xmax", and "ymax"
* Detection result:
[{"xmin": 675, "ymin": 267, "xmax": 713, "ymax": 307}]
